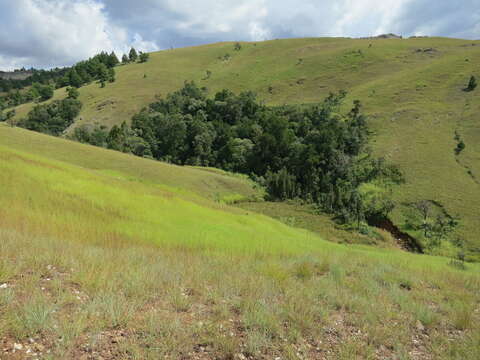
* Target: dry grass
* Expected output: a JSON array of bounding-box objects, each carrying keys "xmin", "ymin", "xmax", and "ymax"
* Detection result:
[
  {"xmin": 0, "ymin": 229, "xmax": 479, "ymax": 359},
  {"xmin": 0, "ymin": 126, "xmax": 479, "ymax": 359}
]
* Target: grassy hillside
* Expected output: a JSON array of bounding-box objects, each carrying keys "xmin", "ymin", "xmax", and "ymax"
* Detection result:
[
  {"xmin": 1, "ymin": 124, "xmax": 480, "ymax": 359},
  {"xmin": 0, "ymin": 124, "xmax": 259, "ymax": 204},
  {"xmin": 9, "ymin": 36, "xmax": 480, "ymax": 259}
]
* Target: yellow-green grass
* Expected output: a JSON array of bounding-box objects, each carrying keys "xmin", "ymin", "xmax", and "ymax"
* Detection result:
[
  {"xmin": 9, "ymin": 36, "xmax": 480, "ymax": 258},
  {"xmin": 0, "ymin": 126, "xmax": 479, "ymax": 358},
  {"xmin": 0, "ymin": 124, "xmax": 258, "ymax": 203},
  {"xmin": 236, "ymin": 200, "xmax": 399, "ymax": 248}
]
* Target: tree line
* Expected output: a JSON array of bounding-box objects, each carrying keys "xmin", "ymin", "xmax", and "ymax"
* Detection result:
[
  {"xmin": 0, "ymin": 67, "xmax": 68, "ymax": 93},
  {"xmin": 0, "ymin": 47, "xmax": 150, "ymax": 111}
]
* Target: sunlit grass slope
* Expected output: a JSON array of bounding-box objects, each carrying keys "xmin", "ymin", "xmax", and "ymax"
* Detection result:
[
  {"xmin": 0, "ymin": 124, "xmax": 259, "ymax": 203},
  {"xmin": 10, "ymin": 36, "xmax": 480, "ymax": 257},
  {"xmin": 0, "ymin": 125, "xmax": 479, "ymax": 359},
  {"xmin": 0, "ymin": 124, "xmax": 325, "ymax": 254}
]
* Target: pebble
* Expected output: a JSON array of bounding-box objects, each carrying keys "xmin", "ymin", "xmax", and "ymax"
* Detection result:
[
  {"xmin": 416, "ymin": 320, "xmax": 425, "ymax": 332},
  {"xmin": 0, "ymin": 283, "xmax": 8, "ymax": 289},
  {"xmin": 13, "ymin": 343, "xmax": 23, "ymax": 351}
]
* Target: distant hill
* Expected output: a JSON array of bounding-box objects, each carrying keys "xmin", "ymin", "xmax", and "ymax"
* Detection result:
[
  {"xmin": 9, "ymin": 36, "xmax": 480, "ymax": 259},
  {"xmin": 0, "ymin": 70, "xmax": 33, "ymax": 80}
]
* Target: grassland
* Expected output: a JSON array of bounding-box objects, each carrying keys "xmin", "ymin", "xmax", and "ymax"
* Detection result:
[
  {"xmin": 1, "ymin": 123, "xmax": 480, "ymax": 359},
  {"xmin": 9, "ymin": 36, "xmax": 480, "ymax": 259}
]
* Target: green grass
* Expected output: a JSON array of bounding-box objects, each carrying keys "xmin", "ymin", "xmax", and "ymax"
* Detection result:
[
  {"xmin": 0, "ymin": 124, "xmax": 258, "ymax": 203},
  {"xmin": 9, "ymin": 36, "xmax": 480, "ymax": 259},
  {"xmin": 236, "ymin": 200, "xmax": 398, "ymax": 247},
  {"xmin": 0, "ymin": 125, "xmax": 479, "ymax": 358}
]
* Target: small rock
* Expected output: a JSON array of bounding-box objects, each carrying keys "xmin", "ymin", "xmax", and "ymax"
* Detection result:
[
  {"xmin": 416, "ymin": 320, "xmax": 425, "ymax": 332},
  {"xmin": 0, "ymin": 283, "xmax": 8, "ymax": 289},
  {"xmin": 35, "ymin": 344, "xmax": 45, "ymax": 352},
  {"xmin": 13, "ymin": 343, "xmax": 23, "ymax": 351}
]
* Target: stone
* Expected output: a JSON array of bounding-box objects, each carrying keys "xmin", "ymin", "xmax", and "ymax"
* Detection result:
[{"xmin": 416, "ymin": 320, "xmax": 425, "ymax": 332}]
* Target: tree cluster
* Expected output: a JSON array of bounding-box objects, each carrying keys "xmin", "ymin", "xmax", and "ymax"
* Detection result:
[
  {"xmin": 0, "ymin": 82, "xmax": 55, "ymax": 110},
  {"xmin": 404, "ymin": 200, "xmax": 460, "ymax": 250},
  {"xmin": 121, "ymin": 48, "xmax": 150, "ymax": 64},
  {"xmin": 0, "ymin": 67, "xmax": 68, "ymax": 93},
  {"xmin": 57, "ymin": 51, "xmax": 118, "ymax": 89},
  {"xmin": 18, "ymin": 98, "xmax": 82, "ymax": 136},
  {"xmin": 75, "ymin": 82, "xmax": 401, "ymax": 223}
]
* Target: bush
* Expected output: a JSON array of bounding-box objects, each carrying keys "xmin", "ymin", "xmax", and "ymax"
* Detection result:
[
  {"xmin": 139, "ymin": 52, "xmax": 150, "ymax": 63},
  {"xmin": 466, "ymin": 75, "xmax": 477, "ymax": 91}
]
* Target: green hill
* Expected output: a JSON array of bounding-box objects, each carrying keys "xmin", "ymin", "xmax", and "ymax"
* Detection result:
[
  {"xmin": 9, "ymin": 36, "xmax": 480, "ymax": 259},
  {"xmin": 0, "ymin": 123, "xmax": 479, "ymax": 359}
]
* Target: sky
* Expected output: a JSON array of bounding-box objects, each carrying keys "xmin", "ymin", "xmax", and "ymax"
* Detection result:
[{"xmin": 0, "ymin": 0, "xmax": 479, "ymax": 70}]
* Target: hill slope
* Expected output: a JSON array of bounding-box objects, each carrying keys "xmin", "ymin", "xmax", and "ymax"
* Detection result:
[
  {"xmin": 0, "ymin": 124, "xmax": 479, "ymax": 359},
  {"xmin": 9, "ymin": 36, "xmax": 480, "ymax": 258}
]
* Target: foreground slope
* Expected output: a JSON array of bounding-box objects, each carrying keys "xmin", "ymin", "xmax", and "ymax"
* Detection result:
[
  {"xmin": 10, "ymin": 36, "xmax": 480, "ymax": 258},
  {"xmin": 0, "ymin": 125, "xmax": 479, "ymax": 359}
]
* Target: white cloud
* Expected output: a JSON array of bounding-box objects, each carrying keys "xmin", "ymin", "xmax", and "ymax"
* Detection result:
[
  {"xmin": 163, "ymin": 0, "xmax": 270, "ymax": 40},
  {"xmin": 0, "ymin": 0, "xmax": 157, "ymax": 70}
]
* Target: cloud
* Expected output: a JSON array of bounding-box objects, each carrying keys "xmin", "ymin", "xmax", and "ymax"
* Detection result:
[
  {"xmin": 0, "ymin": 0, "xmax": 478, "ymax": 70},
  {"xmin": 0, "ymin": 0, "xmax": 157, "ymax": 70}
]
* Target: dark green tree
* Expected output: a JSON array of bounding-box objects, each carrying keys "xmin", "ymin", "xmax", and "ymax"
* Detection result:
[
  {"xmin": 108, "ymin": 68, "xmax": 115, "ymax": 83},
  {"xmin": 68, "ymin": 68, "xmax": 83, "ymax": 88},
  {"xmin": 139, "ymin": 52, "xmax": 150, "ymax": 63},
  {"xmin": 466, "ymin": 75, "xmax": 477, "ymax": 91},
  {"xmin": 38, "ymin": 84, "xmax": 54, "ymax": 101},
  {"xmin": 108, "ymin": 51, "xmax": 120, "ymax": 67},
  {"xmin": 129, "ymin": 47, "xmax": 138, "ymax": 62},
  {"xmin": 122, "ymin": 54, "xmax": 129, "ymax": 64},
  {"xmin": 67, "ymin": 87, "xmax": 80, "ymax": 99}
]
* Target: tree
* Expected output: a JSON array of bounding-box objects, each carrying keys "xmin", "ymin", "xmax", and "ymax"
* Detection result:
[
  {"xmin": 108, "ymin": 51, "xmax": 119, "ymax": 67},
  {"xmin": 97, "ymin": 63, "xmax": 109, "ymax": 87},
  {"xmin": 32, "ymin": 83, "xmax": 54, "ymax": 101},
  {"xmin": 129, "ymin": 47, "xmax": 138, "ymax": 62},
  {"xmin": 67, "ymin": 87, "xmax": 80, "ymax": 99},
  {"xmin": 466, "ymin": 75, "xmax": 477, "ymax": 91},
  {"xmin": 455, "ymin": 139, "xmax": 465, "ymax": 155},
  {"xmin": 38, "ymin": 84, "xmax": 54, "ymax": 101},
  {"xmin": 139, "ymin": 52, "xmax": 150, "ymax": 63},
  {"xmin": 108, "ymin": 68, "xmax": 115, "ymax": 83},
  {"xmin": 122, "ymin": 54, "xmax": 129, "ymax": 64},
  {"xmin": 427, "ymin": 215, "xmax": 459, "ymax": 249},
  {"xmin": 234, "ymin": 42, "xmax": 242, "ymax": 51},
  {"xmin": 414, "ymin": 200, "xmax": 431, "ymax": 237},
  {"xmin": 68, "ymin": 68, "xmax": 83, "ymax": 88}
]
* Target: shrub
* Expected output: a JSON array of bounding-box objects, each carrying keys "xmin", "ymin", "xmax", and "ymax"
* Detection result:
[{"xmin": 466, "ymin": 75, "xmax": 477, "ymax": 91}]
